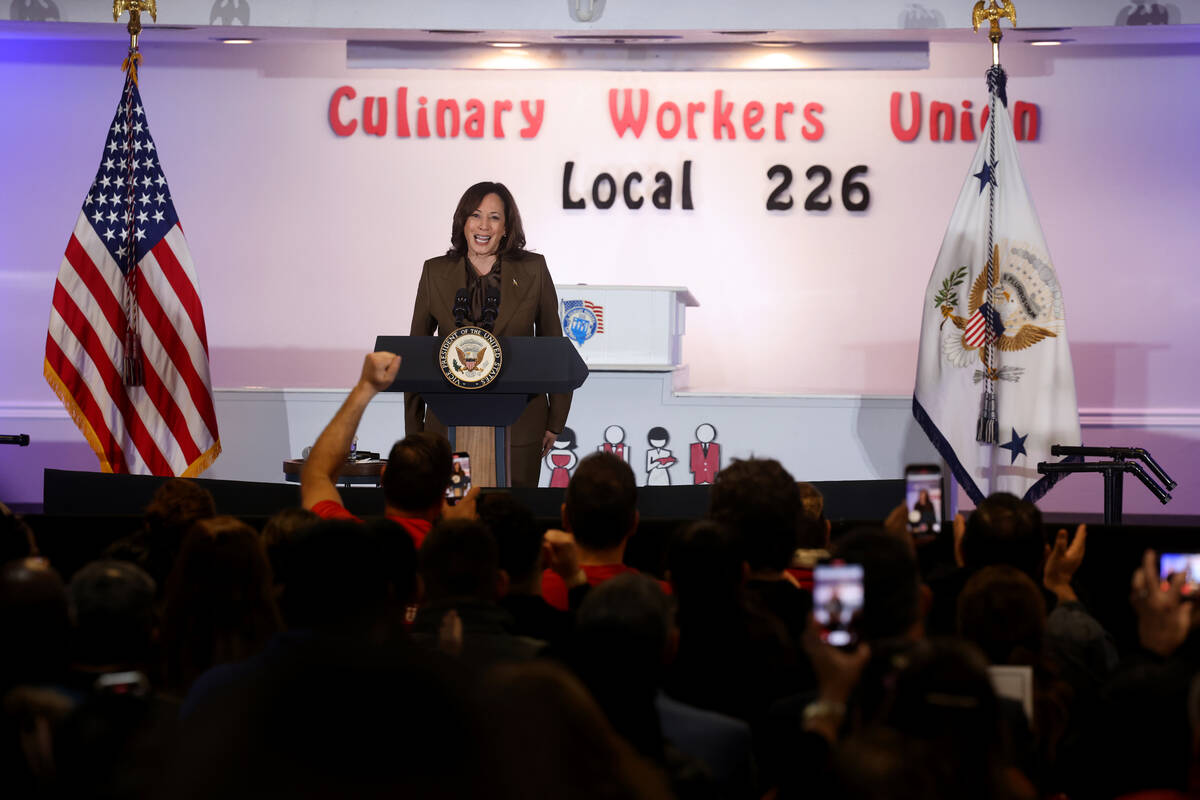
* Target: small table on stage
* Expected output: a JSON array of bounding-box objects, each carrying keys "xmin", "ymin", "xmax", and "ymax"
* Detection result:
[{"xmin": 282, "ymin": 459, "xmax": 385, "ymax": 487}]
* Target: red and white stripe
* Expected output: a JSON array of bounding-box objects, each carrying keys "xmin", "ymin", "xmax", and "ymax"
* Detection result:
[
  {"xmin": 963, "ymin": 308, "xmax": 989, "ymax": 349},
  {"xmin": 584, "ymin": 301, "xmax": 605, "ymax": 333},
  {"xmin": 45, "ymin": 211, "xmax": 220, "ymax": 476}
]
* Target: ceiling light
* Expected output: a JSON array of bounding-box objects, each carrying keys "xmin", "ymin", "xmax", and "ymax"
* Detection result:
[
  {"xmin": 1028, "ymin": 40, "xmax": 1063, "ymax": 46},
  {"xmin": 488, "ymin": 42, "xmax": 524, "ymax": 48},
  {"xmin": 221, "ymin": 38, "xmax": 256, "ymax": 45}
]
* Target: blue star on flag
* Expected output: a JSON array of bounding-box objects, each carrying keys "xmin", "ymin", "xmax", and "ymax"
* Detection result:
[
  {"xmin": 999, "ymin": 428, "xmax": 1029, "ymax": 464},
  {"xmin": 974, "ymin": 159, "xmax": 998, "ymax": 195}
]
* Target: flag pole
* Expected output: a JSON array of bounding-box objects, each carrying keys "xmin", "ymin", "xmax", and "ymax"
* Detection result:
[
  {"xmin": 971, "ymin": 0, "xmax": 1016, "ymax": 67},
  {"xmin": 970, "ymin": 0, "xmax": 1016, "ymax": 446},
  {"xmin": 112, "ymin": 1, "xmax": 158, "ymax": 385},
  {"xmin": 114, "ymin": 1, "xmax": 157, "ymax": 85}
]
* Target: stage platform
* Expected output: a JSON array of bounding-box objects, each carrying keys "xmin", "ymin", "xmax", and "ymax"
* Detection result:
[{"xmin": 42, "ymin": 468, "xmax": 912, "ymax": 521}]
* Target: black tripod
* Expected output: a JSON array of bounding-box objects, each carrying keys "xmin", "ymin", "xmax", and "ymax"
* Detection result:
[{"xmin": 1038, "ymin": 445, "xmax": 1176, "ymax": 524}]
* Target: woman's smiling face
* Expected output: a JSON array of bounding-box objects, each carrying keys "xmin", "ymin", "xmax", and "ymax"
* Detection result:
[{"xmin": 464, "ymin": 192, "xmax": 506, "ymax": 262}]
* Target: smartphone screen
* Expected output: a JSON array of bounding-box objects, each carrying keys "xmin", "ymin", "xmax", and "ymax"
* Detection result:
[
  {"xmin": 905, "ymin": 463, "xmax": 943, "ymax": 536},
  {"xmin": 813, "ymin": 562, "xmax": 864, "ymax": 648},
  {"xmin": 1159, "ymin": 552, "xmax": 1200, "ymax": 597},
  {"xmin": 446, "ymin": 452, "xmax": 471, "ymax": 502}
]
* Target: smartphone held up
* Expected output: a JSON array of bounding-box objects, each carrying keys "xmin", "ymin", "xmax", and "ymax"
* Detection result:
[
  {"xmin": 446, "ymin": 452, "xmax": 471, "ymax": 504},
  {"xmin": 905, "ymin": 463, "xmax": 944, "ymax": 538},
  {"xmin": 1159, "ymin": 552, "xmax": 1200, "ymax": 598},
  {"xmin": 813, "ymin": 561, "xmax": 864, "ymax": 649}
]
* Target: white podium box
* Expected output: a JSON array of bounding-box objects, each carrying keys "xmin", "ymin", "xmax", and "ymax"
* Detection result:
[{"xmin": 555, "ymin": 285, "xmax": 698, "ymax": 371}]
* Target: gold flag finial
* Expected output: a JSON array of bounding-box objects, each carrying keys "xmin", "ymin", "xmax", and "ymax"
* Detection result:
[
  {"xmin": 113, "ymin": 1, "xmax": 158, "ymax": 82},
  {"xmin": 971, "ymin": 0, "xmax": 1016, "ymax": 65}
]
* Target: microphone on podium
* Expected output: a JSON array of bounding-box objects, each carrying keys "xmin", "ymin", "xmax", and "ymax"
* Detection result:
[
  {"xmin": 453, "ymin": 289, "xmax": 469, "ymax": 328},
  {"xmin": 482, "ymin": 286, "xmax": 499, "ymax": 332}
]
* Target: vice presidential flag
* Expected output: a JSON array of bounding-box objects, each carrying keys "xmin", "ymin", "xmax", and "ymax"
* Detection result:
[
  {"xmin": 44, "ymin": 73, "xmax": 221, "ymax": 476},
  {"xmin": 913, "ymin": 67, "xmax": 1079, "ymax": 504}
]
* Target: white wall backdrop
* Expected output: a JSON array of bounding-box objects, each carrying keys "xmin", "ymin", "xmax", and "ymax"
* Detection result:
[{"xmin": 1, "ymin": 34, "xmax": 1197, "ymax": 513}]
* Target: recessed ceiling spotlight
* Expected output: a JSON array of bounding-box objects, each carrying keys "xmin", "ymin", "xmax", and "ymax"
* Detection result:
[
  {"xmin": 1028, "ymin": 40, "xmax": 1069, "ymax": 46},
  {"xmin": 554, "ymin": 34, "xmax": 683, "ymax": 41},
  {"xmin": 221, "ymin": 38, "xmax": 256, "ymax": 45},
  {"xmin": 752, "ymin": 41, "xmax": 801, "ymax": 48},
  {"xmin": 489, "ymin": 42, "xmax": 525, "ymax": 48}
]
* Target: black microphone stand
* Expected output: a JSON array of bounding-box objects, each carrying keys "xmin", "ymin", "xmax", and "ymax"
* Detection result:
[
  {"xmin": 1037, "ymin": 445, "xmax": 1177, "ymax": 524},
  {"xmin": 0, "ymin": 435, "xmax": 30, "ymax": 447},
  {"xmin": 481, "ymin": 288, "xmax": 499, "ymax": 332},
  {"xmin": 452, "ymin": 289, "xmax": 470, "ymax": 329}
]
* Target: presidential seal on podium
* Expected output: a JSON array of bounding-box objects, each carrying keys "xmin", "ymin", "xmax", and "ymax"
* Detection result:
[{"xmin": 439, "ymin": 327, "xmax": 503, "ymax": 389}]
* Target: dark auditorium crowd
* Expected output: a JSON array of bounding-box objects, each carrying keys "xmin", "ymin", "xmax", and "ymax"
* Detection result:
[{"xmin": 2, "ymin": 360, "xmax": 1198, "ymax": 799}]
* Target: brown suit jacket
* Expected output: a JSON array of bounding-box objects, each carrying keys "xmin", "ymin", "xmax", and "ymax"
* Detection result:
[{"xmin": 404, "ymin": 251, "xmax": 572, "ymax": 486}]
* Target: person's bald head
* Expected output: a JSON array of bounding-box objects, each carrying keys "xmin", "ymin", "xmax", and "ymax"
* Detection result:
[{"xmin": 0, "ymin": 558, "xmax": 69, "ymax": 685}]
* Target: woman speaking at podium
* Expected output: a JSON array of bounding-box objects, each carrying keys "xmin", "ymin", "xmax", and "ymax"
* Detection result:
[{"xmin": 404, "ymin": 181, "xmax": 572, "ymax": 487}]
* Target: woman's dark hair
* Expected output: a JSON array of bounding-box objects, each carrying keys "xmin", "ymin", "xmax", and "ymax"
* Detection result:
[
  {"xmin": 956, "ymin": 564, "xmax": 1045, "ymax": 666},
  {"xmin": 161, "ymin": 516, "xmax": 282, "ymax": 693},
  {"xmin": 447, "ymin": 181, "xmax": 528, "ymax": 258},
  {"xmin": 646, "ymin": 427, "xmax": 669, "ymax": 445}
]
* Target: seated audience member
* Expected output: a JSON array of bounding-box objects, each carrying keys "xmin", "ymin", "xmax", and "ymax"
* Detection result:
[
  {"xmin": 169, "ymin": 631, "xmax": 489, "ymax": 799},
  {"xmin": 53, "ymin": 560, "xmax": 179, "ymax": 798},
  {"xmin": 160, "ymin": 517, "xmax": 282, "ymax": 696},
  {"xmin": 572, "ymin": 572, "xmax": 740, "ymax": 800},
  {"xmin": 481, "ymin": 661, "xmax": 673, "ymax": 800},
  {"xmin": 67, "ymin": 559, "xmax": 159, "ymax": 677},
  {"xmin": 761, "ymin": 526, "xmax": 928, "ymax": 787},
  {"xmin": 958, "ymin": 565, "xmax": 1071, "ymax": 791},
  {"xmin": 413, "ymin": 519, "xmax": 543, "ymax": 666},
  {"xmin": 300, "ymin": 351, "xmax": 476, "ymax": 548},
  {"xmin": 0, "ymin": 502, "xmax": 39, "ymax": 566},
  {"xmin": 788, "ymin": 482, "xmax": 832, "ymax": 591},
  {"xmin": 541, "ymin": 452, "xmax": 670, "ymax": 611},
  {"xmin": 274, "ymin": 518, "xmax": 416, "ymax": 636},
  {"xmin": 929, "ymin": 492, "xmax": 1054, "ymax": 632},
  {"xmin": 0, "ymin": 558, "xmax": 71, "ymax": 693},
  {"xmin": 824, "ymin": 640, "xmax": 1034, "ymax": 800},
  {"xmin": 0, "ymin": 557, "xmax": 72, "ymax": 793},
  {"xmin": 828, "ymin": 726, "xmax": 946, "ymax": 800},
  {"xmin": 479, "ymin": 492, "xmax": 572, "ymax": 647},
  {"xmin": 1090, "ymin": 550, "xmax": 1200, "ymax": 799},
  {"xmin": 665, "ymin": 521, "xmax": 796, "ymax": 726},
  {"xmin": 960, "ymin": 493, "xmax": 1047, "ymax": 585},
  {"xmin": 834, "ymin": 526, "xmax": 928, "ymax": 645},
  {"xmin": 931, "ymin": 494, "xmax": 1116, "ymax": 702},
  {"xmin": 709, "ymin": 458, "xmax": 810, "ymax": 647},
  {"xmin": 105, "ymin": 478, "xmax": 217, "ymax": 596},
  {"xmin": 183, "ymin": 518, "xmax": 417, "ymax": 719},
  {"xmin": 259, "ymin": 507, "xmax": 319, "ymax": 592}
]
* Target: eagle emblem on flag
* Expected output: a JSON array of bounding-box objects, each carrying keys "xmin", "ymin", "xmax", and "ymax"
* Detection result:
[{"xmin": 935, "ymin": 242, "xmax": 1062, "ymax": 382}]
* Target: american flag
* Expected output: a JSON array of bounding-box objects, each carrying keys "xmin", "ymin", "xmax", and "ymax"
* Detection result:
[
  {"xmin": 43, "ymin": 74, "xmax": 220, "ymax": 476},
  {"xmin": 584, "ymin": 301, "xmax": 605, "ymax": 333}
]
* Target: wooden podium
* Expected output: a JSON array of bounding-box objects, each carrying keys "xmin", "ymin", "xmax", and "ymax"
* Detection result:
[{"xmin": 374, "ymin": 335, "xmax": 589, "ymax": 487}]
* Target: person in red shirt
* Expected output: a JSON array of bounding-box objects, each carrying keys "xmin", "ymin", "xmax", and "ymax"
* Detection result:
[
  {"xmin": 300, "ymin": 352, "xmax": 477, "ymax": 550},
  {"xmin": 541, "ymin": 452, "xmax": 670, "ymax": 611}
]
